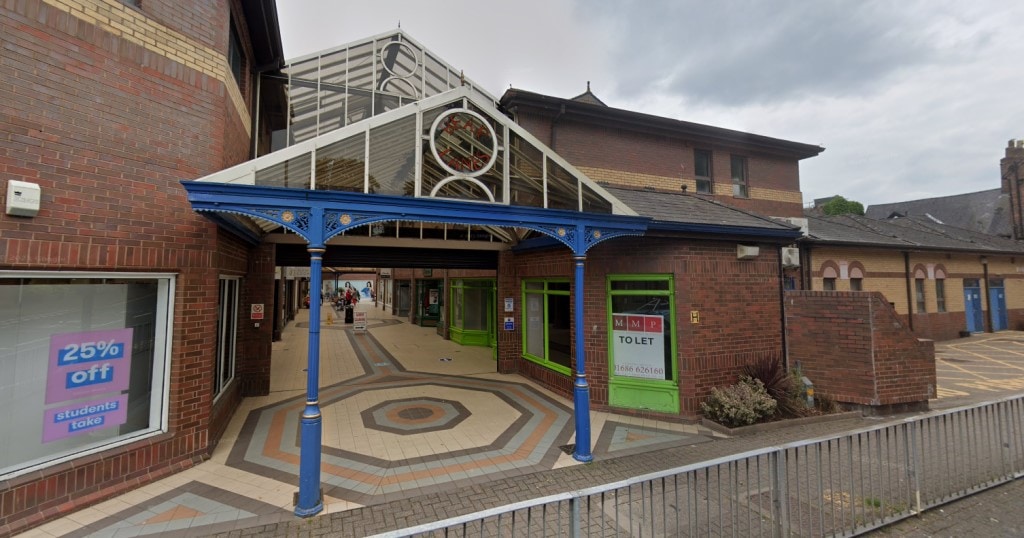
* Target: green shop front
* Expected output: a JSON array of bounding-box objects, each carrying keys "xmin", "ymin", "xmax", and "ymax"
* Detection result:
[{"xmin": 448, "ymin": 278, "xmax": 496, "ymax": 348}]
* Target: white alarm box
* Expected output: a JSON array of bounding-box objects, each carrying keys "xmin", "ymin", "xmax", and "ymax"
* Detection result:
[{"xmin": 6, "ymin": 180, "xmax": 41, "ymax": 217}]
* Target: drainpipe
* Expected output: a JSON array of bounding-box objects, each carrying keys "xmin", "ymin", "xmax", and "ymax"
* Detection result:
[
  {"xmin": 802, "ymin": 245, "xmax": 812, "ymax": 290},
  {"xmin": 1011, "ymin": 163, "xmax": 1019, "ymax": 238},
  {"xmin": 550, "ymin": 103, "xmax": 566, "ymax": 151},
  {"xmin": 903, "ymin": 252, "xmax": 914, "ymax": 331},
  {"xmin": 778, "ymin": 246, "xmax": 788, "ymax": 370},
  {"xmin": 982, "ymin": 256, "xmax": 992, "ymax": 332}
]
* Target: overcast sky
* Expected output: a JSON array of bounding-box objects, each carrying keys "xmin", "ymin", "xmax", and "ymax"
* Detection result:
[{"xmin": 275, "ymin": 1, "xmax": 1024, "ymax": 208}]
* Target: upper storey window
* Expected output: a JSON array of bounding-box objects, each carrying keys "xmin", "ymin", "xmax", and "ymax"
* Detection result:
[
  {"xmin": 694, "ymin": 149, "xmax": 712, "ymax": 194},
  {"xmin": 731, "ymin": 155, "xmax": 748, "ymax": 198},
  {"xmin": 229, "ymin": 23, "xmax": 244, "ymax": 90}
]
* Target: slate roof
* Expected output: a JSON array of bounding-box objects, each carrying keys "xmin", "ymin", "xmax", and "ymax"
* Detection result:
[
  {"xmin": 865, "ymin": 188, "xmax": 1012, "ymax": 237},
  {"xmin": 603, "ymin": 186, "xmax": 798, "ymax": 234},
  {"xmin": 500, "ymin": 89, "xmax": 825, "ymax": 160},
  {"xmin": 804, "ymin": 214, "xmax": 1024, "ymax": 254},
  {"xmin": 570, "ymin": 82, "xmax": 607, "ymax": 106}
]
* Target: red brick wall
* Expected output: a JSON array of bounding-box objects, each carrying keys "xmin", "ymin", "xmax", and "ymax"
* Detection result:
[
  {"xmin": 0, "ymin": 1, "xmax": 255, "ymax": 533},
  {"xmin": 516, "ymin": 111, "xmax": 804, "ymax": 218},
  {"xmin": 786, "ymin": 291, "xmax": 936, "ymax": 410},
  {"xmin": 237, "ymin": 242, "xmax": 275, "ymax": 397},
  {"xmin": 497, "ymin": 237, "xmax": 787, "ymax": 419},
  {"xmin": 908, "ymin": 311, "xmax": 968, "ymax": 342}
]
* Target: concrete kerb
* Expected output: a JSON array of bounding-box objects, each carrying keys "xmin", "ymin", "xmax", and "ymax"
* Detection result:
[{"xmin": 701, "ymin": 409, "xmax": 864, "ymax": 436}]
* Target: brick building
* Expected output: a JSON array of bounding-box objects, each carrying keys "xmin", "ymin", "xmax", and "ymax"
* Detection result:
[
  {"xmin": 804, "ymin": 139, "xmax": 1024, "ymax": 341},
  {"xmin": 0, "ymin": 0, "xmax": 284, "ymax": 533},
  {"xmin": 2, "ymin": 8, "xmax": 933, "ymax": 530},
  {"xmin": 797, "ymin": 213, "xmax": 1024, "ymax": 341}
]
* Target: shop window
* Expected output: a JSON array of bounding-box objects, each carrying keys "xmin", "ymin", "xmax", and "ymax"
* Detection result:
[
  {"xmin": 694, "ymin": 149, "xmax": 713, "ymax": 194},
  {"xmin": 915, "ymin": 278, "xmax": 926, "ymax": 313},
  {"xmin": 0, "ymin": 273, "xmax": 173, "ymax": 479},
  {"xmin": 936, "ymin": 279, "xmax": 946, "ymax": 312},
  {"xmin": 823, "ymin": 278, "xmax": 836, "ymax": 291},
  {"xmin": 731, "ymin": 155, "xmax": 748, "ymax": 198},
  {"xmin": 214, "ymin": 277, "xmax": 240, "ymax": 399},
  {"xmin": 522, "ymin": 280, "xmax": 571, "ymax": 373},
  {"xmin": 850, "ymin": 278, "xmax": 863, "ymax": 291},
  {"xmin": 449, "ymin": 279, "xmax": 495, "ymax": 346},
  {"xmin": 607, "ymin": 276, "xmax": 675, "ymax": 382}
]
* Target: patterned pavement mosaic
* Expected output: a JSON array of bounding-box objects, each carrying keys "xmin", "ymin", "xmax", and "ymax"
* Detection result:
[{"xmin": 26, "ymin": 305, "xmax": 709, "ymax": 537}]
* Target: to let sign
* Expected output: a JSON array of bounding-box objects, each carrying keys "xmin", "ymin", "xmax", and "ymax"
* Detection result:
[{"xmin": 251, "ymin": 304, "xmax": 265, "ymax": 320}]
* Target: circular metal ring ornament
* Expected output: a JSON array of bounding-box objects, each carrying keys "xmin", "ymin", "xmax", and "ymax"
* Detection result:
[{"xmin": 429, "ymin": 108, "xmax": 499, "ymax": 178}]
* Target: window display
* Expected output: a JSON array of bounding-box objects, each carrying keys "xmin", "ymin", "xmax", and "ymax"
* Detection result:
[{"xmin": 0, "ymin": 273, "xmax": 172, "ymax": 478}]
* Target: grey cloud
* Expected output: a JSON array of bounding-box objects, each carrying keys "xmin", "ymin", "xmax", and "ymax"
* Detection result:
[{"xmin": 583, "ymin": 0, "xmax": 988, "ymax": 106}]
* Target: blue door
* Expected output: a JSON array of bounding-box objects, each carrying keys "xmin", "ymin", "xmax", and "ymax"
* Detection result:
[
  {"xmin": 964, "ymin": 286, "xmax": 984, "ymax": 333},
  {"xmin": 989, "ymin": 286, "xmax": 1008, "ymax": 331}
]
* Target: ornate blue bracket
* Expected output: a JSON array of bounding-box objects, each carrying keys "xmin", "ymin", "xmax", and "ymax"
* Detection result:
[{"xmin": 180, "ymin": 180, "xmax": 650, "ymax": 502}]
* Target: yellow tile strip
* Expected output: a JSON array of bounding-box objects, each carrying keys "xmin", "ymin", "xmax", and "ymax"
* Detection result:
[{"xmin": 42, "ymin": 0, "xmax": 250, "ymax": 130}]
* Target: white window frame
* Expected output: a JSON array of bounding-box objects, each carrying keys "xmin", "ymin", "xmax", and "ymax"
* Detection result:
[
  {"xmin": 0, "ymin": 271, "xmax": 174, "ymax": 480},
  {"xmin": 214, "ymin": 276, "xmax": 241, "ymax": 401}
]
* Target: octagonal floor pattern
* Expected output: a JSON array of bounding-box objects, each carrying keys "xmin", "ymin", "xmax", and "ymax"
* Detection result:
[{"xmin": 31, "ymin": 305, "xmax": 710, "ymax": 538}]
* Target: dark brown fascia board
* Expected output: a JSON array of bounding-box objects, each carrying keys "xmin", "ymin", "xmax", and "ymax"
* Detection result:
[
  {"xmin": 240, "ymin": 0, "xmax": 285, "ymax": 70},
  {"xmin": 499, "ymin": 89, "xmax": 824, "ymax": 160}
]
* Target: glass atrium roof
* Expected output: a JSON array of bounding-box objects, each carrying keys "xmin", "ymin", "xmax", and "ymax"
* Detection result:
[{"xmin": 196, "ymin": 30, "xmax": 633, "ymax": 237}]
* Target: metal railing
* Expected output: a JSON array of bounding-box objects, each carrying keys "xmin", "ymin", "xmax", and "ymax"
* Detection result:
[{"xmin": 369, "ymin": 393, "xmax": 1024, "ymax": 537}]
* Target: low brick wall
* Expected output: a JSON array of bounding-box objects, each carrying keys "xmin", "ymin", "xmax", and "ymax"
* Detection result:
[{"xmin": 785, "ymin": 291, "xmax": 936, "ymax": 412}]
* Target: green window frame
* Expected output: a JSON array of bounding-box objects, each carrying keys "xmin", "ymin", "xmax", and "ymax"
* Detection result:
[
  {"xmin": 521, "ymin": 279, "xmax": 572, "ymax": 374},
  {"xmin": 607, "ymin": 275, "xmax": 677, "ymax": 382},
  {"xmin": 606, "ymin": 274, "xmax": 679, "ymax": 413},
  {"xmin": 449, "ymin": 278, "xmax": 495, "ymax": 347}
]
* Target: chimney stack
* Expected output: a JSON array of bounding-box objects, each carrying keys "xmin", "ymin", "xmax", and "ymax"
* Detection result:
[{"xmin": 1004, "ymin": 139, "xmax": 1024, "ymax": 239}]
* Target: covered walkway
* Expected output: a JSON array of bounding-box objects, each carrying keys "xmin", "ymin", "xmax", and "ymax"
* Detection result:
[{"xmin": 29, "ymin": 304, "xmax": 710, "ymax": 537}]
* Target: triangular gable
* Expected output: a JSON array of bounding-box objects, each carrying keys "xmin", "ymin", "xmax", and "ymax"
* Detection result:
[
  {"xmin": 196, "ymin": 86, "xmax": 635, "ymax": 219},
  {"xmin": 271, "ymin": 29, "xmax": 497, "ymax": 146}
]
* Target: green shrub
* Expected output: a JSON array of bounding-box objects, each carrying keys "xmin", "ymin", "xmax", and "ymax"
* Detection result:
[
  {"xmin": 700, "ymin": 376, "xmax": 778, "ymax": 427},
  {"xmin": 742, "ymin": 357, "xmax": 800, "ymax": 417}
]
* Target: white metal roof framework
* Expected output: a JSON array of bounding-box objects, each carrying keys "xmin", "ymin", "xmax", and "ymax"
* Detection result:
[{"xmin": 199, "ymin": 30, "xmax": 634, "ymax": 243}]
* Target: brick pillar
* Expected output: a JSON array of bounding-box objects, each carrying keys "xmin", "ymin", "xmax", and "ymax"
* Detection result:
[
  {"xmin": 240, "ymin": 242, "xmax": 275, "ymax": 396},
  {"xmin": 495, "ymin": 250, "xmax": 520, "ymax": 373}
]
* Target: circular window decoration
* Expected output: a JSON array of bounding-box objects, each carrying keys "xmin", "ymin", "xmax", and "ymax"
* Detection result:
[
  {"xmin": 429, "ymin": 109, "xmax": 498, "ymax": 177},
  {"xmin": 379, "ymin": 41, "xmax": 418, "ymax": 78}
]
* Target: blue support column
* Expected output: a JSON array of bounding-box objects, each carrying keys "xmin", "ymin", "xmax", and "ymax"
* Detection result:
[
  {"xmin": 295, "ymin": 246, "xmax": 325, "ymax": 517},
  {"xmin": 571, "ymin": 254, "xmax": 593, "ymax": 462}
]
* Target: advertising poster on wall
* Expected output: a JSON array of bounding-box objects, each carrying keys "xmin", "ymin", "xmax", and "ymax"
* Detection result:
[
  {"xmin": 333, "ymin": 276, "xmax": 375, "ymax": 301},
  {"xmin": 611, "ymin": 313, "xmax": 665, "ymax": 380}
]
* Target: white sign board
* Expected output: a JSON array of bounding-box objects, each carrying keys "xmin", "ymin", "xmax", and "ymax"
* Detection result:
[
  {"xmin": 250, "ymin": 304, "xmax": 265, "ymax": 320},
  {"xmin": 353, "ymin": 311, "xmax": 367, "ymax": 332},
  {"xmin": 611, "ymin": 313, "xmax": 665, "ymax": 379}
]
